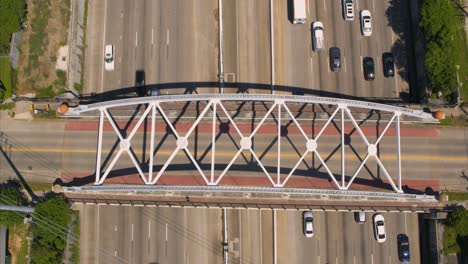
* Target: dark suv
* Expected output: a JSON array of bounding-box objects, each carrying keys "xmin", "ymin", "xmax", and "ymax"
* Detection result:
[
  {"xmin": 363, "ymin": 57, "xmax": 375, "ymax": 80},
  {"xmin": 397, "ymin": 234, "xmax": 410, "ymax": 262},
  {"xmin": 329, "ymin": 47, "xmax": 341, "ymax": 72},
  {"xmin": 382, "ymin": 52, "xmax": 395, "ymax": 77}
]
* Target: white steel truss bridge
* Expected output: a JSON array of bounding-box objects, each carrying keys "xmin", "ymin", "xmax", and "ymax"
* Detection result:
[{"xmin": 69, "ymin": 94, "xmax": 437, "ymax": 193}]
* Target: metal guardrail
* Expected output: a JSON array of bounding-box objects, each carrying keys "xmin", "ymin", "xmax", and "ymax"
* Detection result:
[
  {"xmin": 63, "ymin": 185, "xmax": 437, "ymax": 202},
  {"xmin": 68, "ymin": 94, "xmax": 438, "ymax": 122}
]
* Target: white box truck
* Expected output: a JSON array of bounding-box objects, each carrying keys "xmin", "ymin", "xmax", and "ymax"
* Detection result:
[{"xmin": 293, "ymin": 0, "xmax": 307, "ymax": 24}]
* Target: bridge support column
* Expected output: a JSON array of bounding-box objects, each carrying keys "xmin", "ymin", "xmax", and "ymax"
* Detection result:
[{"xmin": 94, "ymin": 108, "xmax": 104, "ymax": 185}]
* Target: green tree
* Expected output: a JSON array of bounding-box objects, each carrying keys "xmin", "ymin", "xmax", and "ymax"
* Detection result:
[
  {"xmin": 30, "ymin": 241, "xmax": 61, "ymax": 264},
  {"xmin": 443, "ymin": 208, "xmax": 468, "ymax": 255},
  {"xmin": 424, "ymin": 41, "xmax": 457, "ymax": 95},
  {"xmin": 420, "ymin": 0, "xmax": 457, "ymax": 42},
  {"xmin": 0, "ymin": 181, "xmax": 28, "ymax": 227},
  {"xmin": 446, "ymin": 207, "xmax": 468, "ymax": 235},
  {"xmin": 0, "ymin": 0, "xmax": 25, "ymax": 54},
  {"xmin": 32, "ymin": 196, "xmax": 71, "ymax": 251},
  {"xmin": 419, "ymin": 0, "xmax": 459, "ymax": 96}
]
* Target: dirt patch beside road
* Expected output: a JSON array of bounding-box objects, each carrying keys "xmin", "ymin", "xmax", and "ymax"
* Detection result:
[{"xmin": 16, "ymin": 0, "xmax": 70, "ymax": 96}]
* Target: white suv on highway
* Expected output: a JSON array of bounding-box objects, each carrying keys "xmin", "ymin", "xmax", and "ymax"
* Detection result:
[
  {"xmin": 312, "ymin": 21, "xmax": 324, "ymax": 52},
  {"xmin": 360, "ymin": 10, "xmax": 372, "ymax": 36},
  {"xmin": 104, "ymin": 44, "xmax": 115, "ymax": 71}
]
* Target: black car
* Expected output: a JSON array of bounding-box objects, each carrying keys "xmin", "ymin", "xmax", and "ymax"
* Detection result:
[
  {"xmin": 397, "ymin": 234, "xmax": 410, "ymax": 263},
  {"xmin": 382, "ymin": 52, "xmax": 395, "ymax": 77},
  {"xmin": 135, "ymin": 70, "xmax": 147, "ymax": 96},
  {"xmin": 329, "ymin": 47, "xmax": 341, "ymax": 72},
  {"xmin": 363, "ymin": 57, "xmax": 375, "ymax": 80}
]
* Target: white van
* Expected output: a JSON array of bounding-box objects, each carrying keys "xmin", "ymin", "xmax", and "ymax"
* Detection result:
[{"xmin": 312, "ymin": 21, "xmax": 324, "ymax": 51}]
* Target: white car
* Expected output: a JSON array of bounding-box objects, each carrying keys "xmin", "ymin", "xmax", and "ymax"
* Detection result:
[
  {"xmin": 373, "ymin": 214, "xmax": 386, "ymax": 243},
  {"xmin": 303, "ymin": 211, "xmax": 314, "ymax": 238},
  {"xmin": 342, "ymin": 0, "xmax": 354, "ymax": 21},
  {"xmin": 360, "ymin": 10, "xmax": 372, "ymax": 36},
  {"xmin": 312, "ymin": 21, "xmax": 324, "ymax": 51},
  {"xmin": 104, "ymin": 44, "xmax": 115, "ymax": 71}
]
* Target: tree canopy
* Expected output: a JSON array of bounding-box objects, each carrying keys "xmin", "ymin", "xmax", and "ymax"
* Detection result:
[
  {"xmin": 0, "ymin": 0, "xmax": 25, "ymax": 54},
  {"xmin": 0, "ymin": 180, "xmax": 28, "ymax": 227},
  {"xmin": 419, "ymin": 0, "xmax": 459, "ymax": 97},
  {"xmin": 33, "ymin": 196, "xmax": 71, "ymax": 251}
]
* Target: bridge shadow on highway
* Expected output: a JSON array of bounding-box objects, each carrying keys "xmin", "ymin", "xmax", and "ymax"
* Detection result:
[
  {"xmin": 60, "ymin": 81, "xmax": 436, "ymax": 195},
  {"xmin": 77, "ymin": 81, "xmax": 407, "ymax": 105}
]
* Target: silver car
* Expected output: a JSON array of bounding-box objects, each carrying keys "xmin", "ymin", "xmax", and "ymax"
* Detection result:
[
  {"xmin": 373, "ymin": 214, "xmax": 386, "ymax": 243},
  {"xmin": 303, "ymin": 211, "xmax": 314, "ymax": 238}
]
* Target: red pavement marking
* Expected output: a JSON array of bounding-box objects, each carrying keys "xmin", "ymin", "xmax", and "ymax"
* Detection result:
[
  {"xmin": 65, "ymin": 120, "xmax": 439, "ymax": 137},
  {"xmin": 62, "ymin": 172, "xmax": 440, "ymax": 192}
]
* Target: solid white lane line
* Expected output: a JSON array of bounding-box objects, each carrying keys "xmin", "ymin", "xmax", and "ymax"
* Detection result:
[
  {"xmin": 148, "ymin": 220, "xmax": 151, "ymax": 238},
  {"xmin": 166, "ymin": 29, "xmax": 170, "ymax": 45},
  {"xmin": 344, "ymin": 56, "xmax": 347, "ymax": 73},
  {"xmin": 273, "ymin": 210, "xmax": 277, "ymax": 264},
  {"xmin": 165, "ymin": 223, "xmax": 168, "ymax": 242},
  {"xmin": 270, "ymin": 0, "xmax": 275, "ymax": 90},
  {"xmin": 404, "ymin": 213, "xmax": 407, "ymax": 233},
  {"xmin": 96, "ymin": 205, "xmax": 101, "ymax": 264},
  {"xmin": 360, "ymin": 55, "xmax": 363, "ymax": 73}
]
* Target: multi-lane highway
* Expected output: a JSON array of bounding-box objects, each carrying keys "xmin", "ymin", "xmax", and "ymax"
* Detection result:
[
  {"xmin": 85, "ymin": 0, "xmax": 219, "ymax": 94},
  {"xmin": 84, "ymin": 0, "xmax": 411, "ymax": 98},
  {"xmin": 79, "ymin": 204, "xmax": 421, "ymax": 264}
]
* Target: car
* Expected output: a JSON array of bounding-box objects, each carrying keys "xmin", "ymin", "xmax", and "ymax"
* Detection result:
[
  {"xmin": 373, "ymin": 214, "xmax": 386, "ymax": 243},
  {"xmin": 354, "ymin": 212, "xmax": 366, "ymax": 223},
  {"xmin": 382, "ymin": 52, "xmax": 395, "ymax": 77},
  {"xmin": 104, "ymin": 44, "xmax": 115, "ymax": 71},
  {"xmin": 329, "ymin": 47, "xmax": 341, "ymax": 72},
  {"xmin": 363, "ymin": 57, "xmax": 375, "ymax": 80},
  {"xmin": 303, "ymin": 211, "xmax": 314, "ymax": 238},
  {"xmin": 135, "ymin": 70, "xmax": 147, "ymax": 96},
  {"xmin": 398, "ymin": 234, "xmax": 410, "ymax": 262},
  {"xmin": 360, "ymin": 10, "xmax": 372, "ymax": 36},
  {"xmin": 312, "ymin": 21, "xmax": 324, "ymax": 52},
  {"xmin": 342, "ymin": 0, "xmax": 354, "ymax": 21}
]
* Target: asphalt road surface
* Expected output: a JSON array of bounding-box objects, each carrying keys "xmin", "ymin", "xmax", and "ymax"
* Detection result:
[
  {"xmin": 84, "ymin": 0, "xmax": 219, "ymax": 95},
  {"xmin": 79, "ymin": 204, "xmax": 420, "ymax": 264},
  {"xmin": 0, "ymin": 119, "xmax": 466, "ymax": 191},
  {"xmin": 84, "ymin": 0, "xmax": 411, "ymax": 98}
]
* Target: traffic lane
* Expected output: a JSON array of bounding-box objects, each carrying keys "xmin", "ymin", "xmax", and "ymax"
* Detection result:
[
  {"xmin": 273, "ymin": 0, "xmax": 312, "ymax": 91},
  {"xmin": 185, "ymin": 208, "xmax": 223, "ymax": 264},
  {"xmin": 226, "ymin": 209, "xmax": 241, "ymax": 263},
  {"xmin": 221, "ymin": 0, "xmax": 237, "ymax": 91},
  {"xmin": 359, "ymin": 0, "xmax": 386, "ymax": 99},
  {"xmin": 236, "ymin": 0, "xmax": 271, "ymax": 88},
  {"xmin": 79, "ymin": 204, "xmax": 98, "ymax": 263},
  {"xmin": 154, "ymin": 0, "xmax": 218, "ymax": 92},
  {"xmin": 238, "ymin": 209, "xmax": 270, "ymax": 264},
  {"xmin": 83, "ymin": 0, "xmax": 106, "ymax": 94},
  {"xmin": 2, "ymin": 124, "xmax": 465, "ymax": 183},
  {"xmin": 103, "ymin": 0, "xmax": 126, "ymax": 92},
  {"xmin": 195, "ymin": 0, "xmax": 219, "ymax": 84},
  {"xmin": 276, "ymin": 210, "xmax": 318, "ymax": 264}
]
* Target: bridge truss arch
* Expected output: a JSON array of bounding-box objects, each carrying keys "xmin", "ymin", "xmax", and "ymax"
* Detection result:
[{"xmin": 70, "ymin": 94, "xmax": 437, "ymax": 193}]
